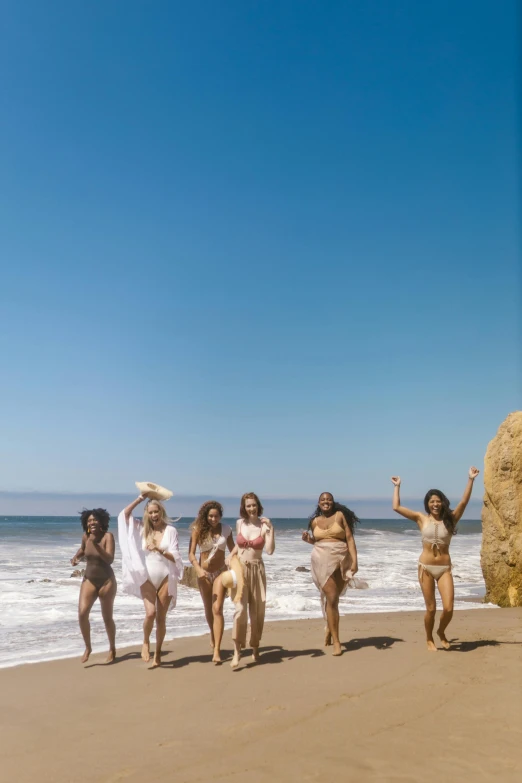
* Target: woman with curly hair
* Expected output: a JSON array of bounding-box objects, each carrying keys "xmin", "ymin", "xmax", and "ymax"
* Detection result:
[
  {"xmin": 118, "ymin": 494, "xmax": 183, "ymax": 667},
  {"xmin": 391, "ymin": 467, "xmax": 480, "ymax": 651},
  {"xmin": 302, "ymin": 493, "xmax": 358, "ymax": 656},
  {"xmin": 227, "ymin": 492, "xmax": 275, "ymax": 669},
  {"xmin": 70, "ymin": 508, "xmax": 116, "ymax": 663},
  {"xmin": 188, "ymin": 500, "xmax": 235, "ymax": 663}
]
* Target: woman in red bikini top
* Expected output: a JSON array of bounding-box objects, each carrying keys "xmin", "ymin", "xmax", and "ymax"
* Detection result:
[{"xmin": 227, "ymin": 492, "xmax": 275, "ymax": 669}]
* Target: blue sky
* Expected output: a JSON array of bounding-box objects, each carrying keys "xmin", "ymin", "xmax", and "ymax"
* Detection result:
[{"xmin": 0, "ymin": 1, "xmax": 519, "ymax": 515}]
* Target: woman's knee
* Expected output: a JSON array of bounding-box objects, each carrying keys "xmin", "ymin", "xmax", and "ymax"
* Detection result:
[
  {"xmin": 78, "ymin": 607, "xmax": 90, "ymax": 622},
  {"xmin": 145, "ymin": 608, "xmax": 157, "ymax": 622},
  {"xmin": 425, "ymin": 604, "xmax": 436, "ymax": 616}
]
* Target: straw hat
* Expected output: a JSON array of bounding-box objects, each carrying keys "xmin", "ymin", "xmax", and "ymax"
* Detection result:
[
  {"xmin": 135, "ymin": 481, "xmax": 173, "ymax": 501},
  {"xmin": 220, "ymin": 555, "xmax": 245, "ymax": 603}
]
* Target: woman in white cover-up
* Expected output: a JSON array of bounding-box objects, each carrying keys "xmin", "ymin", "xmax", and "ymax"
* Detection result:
[{"xmin": 118, "ymin": 494, "xmax": 183, "ymax": 667}]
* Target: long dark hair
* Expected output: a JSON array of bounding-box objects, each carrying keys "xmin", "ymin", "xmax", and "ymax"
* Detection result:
[
  {"xmin": 423, "ymin": 489, "xmax": 456, "ymax": 534},
  {"xmin": 308, "ymin": 492, "xmax": 359, "ymax": 534},
  {"xmin": 191, "ymin": 500, "xmax": 224, "ymax": 545}
]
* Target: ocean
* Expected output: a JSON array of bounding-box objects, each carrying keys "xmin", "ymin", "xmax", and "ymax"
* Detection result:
[{"xmin": 0, "ymin": 516, "xmax": 490, "ymax": 669}]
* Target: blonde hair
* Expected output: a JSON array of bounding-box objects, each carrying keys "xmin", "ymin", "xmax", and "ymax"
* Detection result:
[{"xmin": 142, "ymin": 500, "xmax": 170, "ymax": 547}]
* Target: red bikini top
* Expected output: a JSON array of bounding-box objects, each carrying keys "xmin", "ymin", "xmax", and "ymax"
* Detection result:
[{"xmin": 237, "ymin": 523, "xmax": 265, "ymax": 551}]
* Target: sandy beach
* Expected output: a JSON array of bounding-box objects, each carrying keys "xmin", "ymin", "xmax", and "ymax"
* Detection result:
[{"xmin": 1, "ymin": 607, "xmax": 521, "ymax": 783}]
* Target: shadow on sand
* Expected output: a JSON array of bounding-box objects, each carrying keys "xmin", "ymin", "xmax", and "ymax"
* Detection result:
[{"xmin": 343, "ymin": 636, "xmax": 404, "ymax": 652}]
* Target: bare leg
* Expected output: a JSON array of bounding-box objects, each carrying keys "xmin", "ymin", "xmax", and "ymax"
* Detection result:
[
  {"xmin": 212, "ymin": 576, "xmax": 226, "ymax": 663},
  {"xmin": 436, "ymin": 571, "xmax": 454, "ymax": 649},
  {"xmin": 418, "ymin": 567, "xmax": 437, "ymax": 651},
  {"xmin": 198, "ymin": 575, "xmax": 215, "ymax": 648},
  {"xmin": 140, "ymin": 581, "xmax": 157, "ymax": 662},
  {"xmin": 99, "ymin": 577, "xmax": 117, "ymax": 662},
  {"xmin": 78, "ymin": 580, "xmax": 98, "ymax": 662},
  {"xmin": 152, "ymin": 578, "xmax": 171, "ymax": 667},
  {"xmin": 231, "ymin": 640, "xmax": 241, "ymax": 670},
  {"xmin": 322, "ymin": 571, "xmax": 343, "ymax": 656}
]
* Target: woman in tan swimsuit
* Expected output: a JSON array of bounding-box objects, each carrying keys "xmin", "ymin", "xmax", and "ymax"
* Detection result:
[
  {"xmin": 391, "ymin": 467, "xmax": 480, "ymax": 651},
  {"xmin": 302, "ymin": 492, "xmax": 358, "ymax": 656},
  {"xmin": 71, "ymin": 508, "xmax": 117, "ymax": 664}
]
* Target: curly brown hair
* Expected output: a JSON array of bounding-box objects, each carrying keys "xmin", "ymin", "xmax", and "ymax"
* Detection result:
[
  {"xmin": 191, "ymin": 500, "xmax": 224, "ymax": 546},
  {"xmin": 239, "ymin": 492, "xmax": 264, "ymax": 519}
]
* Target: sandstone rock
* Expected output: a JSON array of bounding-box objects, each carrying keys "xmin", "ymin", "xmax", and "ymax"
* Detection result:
[
  {"xmin": 481, "ymin": 411, "xmax": 522, "ymax": 607},
  {"xmin": 180, "ymin": 566, "xmax": 199, "ymax": 589},
  {"xmin": 41, "ymin": 578, "xmax": 52, "ymax": 583},
  {"xmin": 70, "ymin": 569, "xmax": 85, "ymax": 578},
  {"xmin": 296, "ymin": 566, "xmax": 310, "ymax": 572}
]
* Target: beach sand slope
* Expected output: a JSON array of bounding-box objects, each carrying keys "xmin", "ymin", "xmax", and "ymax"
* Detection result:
[{"xmin": 1, "ymin": 609, "xmax": 521, "ymax": 783}]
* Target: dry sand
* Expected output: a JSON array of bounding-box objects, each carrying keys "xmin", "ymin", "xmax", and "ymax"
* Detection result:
[{"xmin": 1, "ymin": 608, "xmax": 521, "ymax": 783}]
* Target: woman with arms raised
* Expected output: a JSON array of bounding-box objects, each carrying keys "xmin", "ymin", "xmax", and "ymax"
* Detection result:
[
  {"xmin": 71, "ymin": 508, "xmax": 117, "ymax": 664},
  {"xmin": 118, "ymin": 492, "xmax": 183, "ymax": 667},
  {"xmin": 391, "ymin": 467, "xmax": 480, "ymax": 651},
  {"xmin": 302, "ymin": 492, "xmax": 358, "ymax": 656},
  {"xmin": 188, "ymin": 500, "xmax": 235, "ymax": 664},
  {"xmin": 228, "ymin": 492, "xmax": 275, "ymax": 669}
]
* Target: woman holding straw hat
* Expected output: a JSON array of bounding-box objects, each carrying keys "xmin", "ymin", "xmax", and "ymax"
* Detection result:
[
  {"xmin": 188, "ymin": 500, "xmax": 235, "ymax": 664},
  {"xmin": 118, "ymin": 483, "xmax": 183, "ymax": 667},
  {"xmin": 227, "ymin": 492, "xmax": 275, "ymax": 669}
]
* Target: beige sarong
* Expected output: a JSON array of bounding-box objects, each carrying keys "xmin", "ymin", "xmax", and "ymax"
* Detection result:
[
  {"xmin": 311, "ymin": 540, "xmax": 352, "ymax": 617},
  {"xmin": 232, "ymin": 559, "xmax": 266, "ymax": 648}
]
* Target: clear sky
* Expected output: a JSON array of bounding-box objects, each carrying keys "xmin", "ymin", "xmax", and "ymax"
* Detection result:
[{"xmin": 0, "ymin": 1, "xmax": 520, "ymax": 515}]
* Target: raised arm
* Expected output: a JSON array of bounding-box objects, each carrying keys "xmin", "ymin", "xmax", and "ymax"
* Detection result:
[
  {"xmin": 262, "ymin": 518, "xmax": 275, "ymax": 555},
  {"xmin": 452, "ymin": 466, "xmax": 480, "ymax": 523},
  {"xmin": 123, "ymin": 494, "xmax": 146, "ymax": 522},
  {"xmin": 391, "ymin": 477, "xmax": 423, "ymax": 526},
  {"xmin": 71, "ymin": 533, "xmax": 88, "ymax": 566}
]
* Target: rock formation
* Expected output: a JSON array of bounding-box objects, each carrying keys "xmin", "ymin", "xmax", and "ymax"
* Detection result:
[
  {"xmin": 180, "ymin": 566, "xmax": 199, "ymax": 589},
  {"xmin": 481, "ymin": 411, "xmax": 522, "ymax": 606}
]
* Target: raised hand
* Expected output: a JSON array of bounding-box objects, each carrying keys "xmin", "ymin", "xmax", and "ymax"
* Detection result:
[
  {"xmin": 469, "ymin": 466, "xmax": 480, "ymax": 480},
  {"xmin": 391, "ymin": 476, "xmax": 401, "ymax": 486}
]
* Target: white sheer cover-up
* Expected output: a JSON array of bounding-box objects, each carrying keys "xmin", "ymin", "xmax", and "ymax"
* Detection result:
[{"xmin": 117, "ymin": 510, "xmax": 183, "ymax": 609}]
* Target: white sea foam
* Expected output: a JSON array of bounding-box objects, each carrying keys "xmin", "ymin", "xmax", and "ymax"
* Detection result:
[{"xmin": 0, "ymin": 519, "xmax": 491, "ymax": 668}]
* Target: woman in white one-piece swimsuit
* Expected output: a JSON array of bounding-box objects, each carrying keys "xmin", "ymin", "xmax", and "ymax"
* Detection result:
[{"xmin": 119, "ymin": 494, "xmax": 183, "ymax": 667}]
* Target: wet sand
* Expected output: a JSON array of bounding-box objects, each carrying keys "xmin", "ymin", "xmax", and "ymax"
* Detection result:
[{"xmin": 1, "ymin": 608, "xmax": 521, "ymax": 783}]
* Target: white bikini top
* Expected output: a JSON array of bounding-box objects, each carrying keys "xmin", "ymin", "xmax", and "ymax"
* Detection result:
[{"xmin": 199, "ymin": 523, "xmax": 232, "ymax": 564}]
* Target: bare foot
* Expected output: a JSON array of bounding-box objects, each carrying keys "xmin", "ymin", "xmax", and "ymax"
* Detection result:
[
  {"xmin": 230, "ymin": 652, "xmax": 240, "ymax": 670},
  {"xmin": 210, "ymin": 634, "xmax": 215, "ymax": 649},
  {"xmin": 252, "ymin": 647, "xmax": 260, "ymax": 663},
  {"xmin": 151, "ymin": 655, "xmax": 161, "ymax": 668},
  {"xmin": 332, "ymin": 641, "xmax": 343, "ymax": 656},
  {"xmin": 212, "ymin": 649, "xmax": 222, "ymax": 665},
  {"xmin": 141, "ymin": 643, "xmax": 150, "ymax": 662},
  {"xmin": 437, "ymin": 631, "xmax": 450, "ymax": 650},
  {"xmin": 105, "ymin": 649, "xmax": 116, "ymax": 664},
  {"xmin": 324, "ymin": 627, "xmax": 332, "ymax": 647},
  {"xmin": 81, "ymin": 647, "xmax": 92, "ymax": 663},
  {"xmin": 427, "ymin": 639, "xmax": 437, "ymax": 651}
]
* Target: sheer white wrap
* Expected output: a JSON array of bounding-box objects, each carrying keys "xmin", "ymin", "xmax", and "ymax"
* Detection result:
[{"xmin": 117, "ymin": 510, "xmax": 183, "ymax": 609}]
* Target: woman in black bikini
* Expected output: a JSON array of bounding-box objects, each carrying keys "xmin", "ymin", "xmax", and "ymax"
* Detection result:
[{"xmin": 71, "ymin": 508, "xmax": 117, "ymax": 663}]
